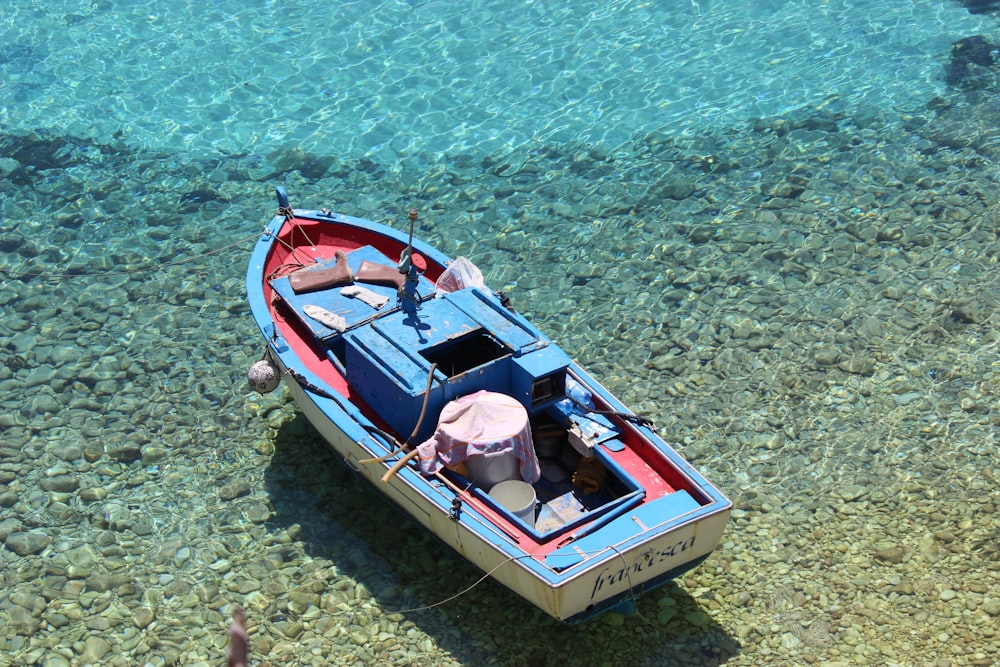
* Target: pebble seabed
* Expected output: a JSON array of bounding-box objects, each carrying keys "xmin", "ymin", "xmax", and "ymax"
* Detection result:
[{"xmin": 1, "ymin": 86, "xmax": 999, "ymax": 667}]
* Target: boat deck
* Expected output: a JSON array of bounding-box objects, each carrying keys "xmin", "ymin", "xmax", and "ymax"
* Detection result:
[
  {"xmin": 264, "ymin": 215, "xmax": 711, "ymax": 568},
  {"xmin": 269, "ymin": 243, "xmax": 436, "ymax": 340}
]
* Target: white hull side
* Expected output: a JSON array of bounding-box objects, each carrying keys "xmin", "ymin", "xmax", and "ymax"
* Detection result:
[{"xmin": 282, "ymin": 373, "xmax": 728, "ymax": 621}]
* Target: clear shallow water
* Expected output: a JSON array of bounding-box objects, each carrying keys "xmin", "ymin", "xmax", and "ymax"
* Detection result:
[
  {"xmin": 2, "ymin": 0, "xmax": 993, "ymax": 162},
  {"xmin": 1, "ymin": 1, "xmax": 999, "ymax": 666}
]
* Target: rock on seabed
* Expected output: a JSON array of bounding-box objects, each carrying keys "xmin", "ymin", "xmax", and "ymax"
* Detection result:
[{"xmin": 5, "ymin": 531, "xmax": 51, "ymax": 556}]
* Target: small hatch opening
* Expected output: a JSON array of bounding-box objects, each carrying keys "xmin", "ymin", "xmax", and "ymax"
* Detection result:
[{"xmin": 420, "ymin": 330, "xmax": 510, "ymax": 378}]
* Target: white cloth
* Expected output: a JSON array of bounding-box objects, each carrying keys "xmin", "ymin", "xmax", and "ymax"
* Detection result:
[
  {"xmin": 416, "ymin": 390, "xmax": 539, "ymax": 483},
  {"xmin": 341, "ymin": 285, "xmax": 389, "ymax": 309},
  {"xmin": 303, "ymin": 305, "xmax": 347, "ymax": 332}
]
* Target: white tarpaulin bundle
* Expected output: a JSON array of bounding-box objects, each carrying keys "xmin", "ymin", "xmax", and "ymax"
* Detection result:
[{"xmin": 416, "ymin": 390, "xmax": 540, "ymax": 483}]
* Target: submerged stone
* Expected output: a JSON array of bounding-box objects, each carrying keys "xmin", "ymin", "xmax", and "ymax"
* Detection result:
[
  {"xmin": 39, "ymin": 474, "xmax": 79, "ymax": 493},
  {"xmin": 5, "ymin": 530, "xmax": 52, "ymax": 556},
  {"xmin": 107, "ymin": 444, "xmax": 141, "ymax": 463},
  {"xmin": 79, "ymin": 637, "xmax": 111, "ymax": 665},
  {"xmin": 219, "ymin": 480, "xmax": 252, "ymax": 501}
]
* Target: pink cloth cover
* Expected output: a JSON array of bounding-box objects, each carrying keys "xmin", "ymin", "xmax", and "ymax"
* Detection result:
[{"xmin": 416, "ymin": 390, "xmax": 540, "ymax": 483}]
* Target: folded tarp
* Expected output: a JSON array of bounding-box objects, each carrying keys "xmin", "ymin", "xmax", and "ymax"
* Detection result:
[{"xmin": 416, "ymin": 390, "xmax": 540, "ymax": 483}]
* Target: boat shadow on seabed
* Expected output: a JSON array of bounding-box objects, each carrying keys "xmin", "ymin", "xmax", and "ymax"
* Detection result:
[{"xmin": 243, "ymin": 412, "xmax": 740, "ymax": 666}]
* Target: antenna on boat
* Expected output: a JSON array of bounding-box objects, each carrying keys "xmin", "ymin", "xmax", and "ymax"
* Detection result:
[
  {"xmin": 398, "ymin": 209, "xmax": 426, "ymax": 315},
  {"xmin": 398, "ymin": 209, "xmax": 417, "ymax": 274}
]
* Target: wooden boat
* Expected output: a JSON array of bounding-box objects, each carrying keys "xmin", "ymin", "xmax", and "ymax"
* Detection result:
[{"xmin": 245, "ymin": 187, "xmax": 731, "ymax": 622}]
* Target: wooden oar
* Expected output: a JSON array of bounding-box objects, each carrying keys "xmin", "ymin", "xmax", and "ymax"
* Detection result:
[{"xmin": 381, "ymin": 448, "xmax": 421, "ymax": 483}]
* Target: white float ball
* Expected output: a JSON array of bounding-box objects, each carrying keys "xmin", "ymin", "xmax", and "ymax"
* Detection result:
[{"xmin": 248, "ymin": 359, "xmax": 281, "ymax": 393}]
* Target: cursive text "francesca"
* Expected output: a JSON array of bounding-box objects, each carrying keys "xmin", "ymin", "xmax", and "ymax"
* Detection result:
[{"xmin": 589, "ymin": 536, "xmax": 696, "ymax": 600}]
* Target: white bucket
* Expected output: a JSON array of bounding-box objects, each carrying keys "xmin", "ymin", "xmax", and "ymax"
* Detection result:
[
  {"xmin": 489, "ymin": 480, "xmax": 537, "ymax": 528},
  {"xmin": 465, "ymin": 451, "xmax": 519, "ymax": 487}
]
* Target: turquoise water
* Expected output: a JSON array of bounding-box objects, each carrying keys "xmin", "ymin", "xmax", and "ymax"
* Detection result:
[
  {"xmin": 2, "ymin": 1, "xmax": 999, "ymax": 666},
  {"xmin": 3, "ymin": 0, "xmax": 989, "ymax": 159}
]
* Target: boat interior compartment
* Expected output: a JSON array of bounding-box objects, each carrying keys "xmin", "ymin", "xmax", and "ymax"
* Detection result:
[
  {"xmin": 437, "ymin": 287, "xmax": 545, "ymax": 355},
  {"xmin": 544, "ymin": 488, "xmax": 701, "ymax": 571},
  {"xmin": 451, "ymin": 429, "xmax": 649, "ymax": 542}
]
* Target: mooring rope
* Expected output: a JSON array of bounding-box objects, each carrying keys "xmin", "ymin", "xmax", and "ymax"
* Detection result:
[
  {"xmin": 324, "ymin": 543, "xmax": 652, "ymax": 621},
  {"xmin": 267, "ymin": 209, "xmax": 326, "ymax": 279},
  {"xmin": 0, "ymin": 233, "xmax": 261, "ymax": 280},
  {"xmin": 284, "ymin": 368, "xmax": 340, "ymax": 401},
  {"xmin": 375, "ymin": 553, "xmax": 538, "ymax": 615},
  {"xmin": 569, "ymin": 396, "xmax": 656, "ymax": 430},
  {"xmin": 608, "ymin": 543, "xmax": 649, "ymax": 622}
]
